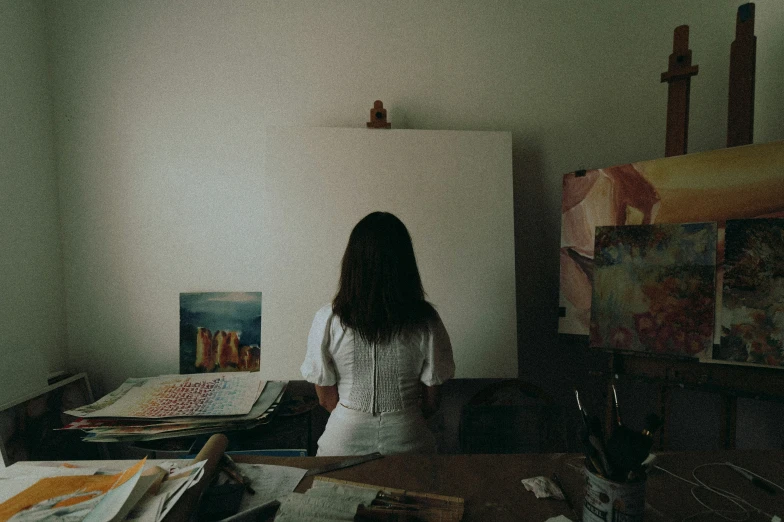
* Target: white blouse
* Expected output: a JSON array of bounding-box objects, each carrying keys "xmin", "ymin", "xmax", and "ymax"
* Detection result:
[{"xmin": 301, "ymin": 304, "xmax": 455, "ymax": 414}]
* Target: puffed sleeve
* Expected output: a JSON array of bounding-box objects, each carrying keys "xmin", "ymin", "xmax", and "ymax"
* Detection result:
[
  {"xmin": 420, "ymin": 313, "xmax": 455, "ymax": 386},
  {"xmin": 300, "ymin": 305, "xmax": 338, "ymax": 386}
]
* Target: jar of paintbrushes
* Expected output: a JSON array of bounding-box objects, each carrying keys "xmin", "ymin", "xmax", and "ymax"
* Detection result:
[{"xmin": 575, "ymin": 387, "xmax": 663, "ymax": 522}]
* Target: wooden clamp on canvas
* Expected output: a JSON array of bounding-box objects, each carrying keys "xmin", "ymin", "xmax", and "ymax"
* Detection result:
[
  {"xmin": 367, "ymin": 100, "xmax": 391, "ymax": 128},
  {"xmin": 661, "ymin": 25, "xmax": 699, "ymax": 158}
]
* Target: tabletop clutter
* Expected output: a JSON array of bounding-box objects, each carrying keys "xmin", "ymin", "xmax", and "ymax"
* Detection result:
[
  {"xmin": 0, "ymin": 367, "xmax": 469, "ymax": 522},
  {"xmin": 522, "ymin": 385, "xmax": 664, "ymax": 522}
]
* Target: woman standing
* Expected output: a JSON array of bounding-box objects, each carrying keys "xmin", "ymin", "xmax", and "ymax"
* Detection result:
[{"xmin": 301, "ymin": 211, "xmax": 455, "ymax": 456}]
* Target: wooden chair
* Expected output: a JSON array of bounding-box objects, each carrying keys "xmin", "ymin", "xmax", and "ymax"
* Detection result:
[{"xmin": 458, "ymin": 379, "xmax": 567, "ymax": 454}]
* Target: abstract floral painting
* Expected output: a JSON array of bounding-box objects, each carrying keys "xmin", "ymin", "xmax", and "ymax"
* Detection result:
[
  {"xmin": 180, "ymin": 292, "xmax": 262, "ymax": 374},
  {"xmin": 560, "ymin": 140, "xmax": 784, "ymax": 339},
  {"xmin": 716, "ymin": 219, "xmax": 784, "ymax": 368},
  {"xmin": 590, "ymin": 222, "xmax": 717, "ymax": 357}
]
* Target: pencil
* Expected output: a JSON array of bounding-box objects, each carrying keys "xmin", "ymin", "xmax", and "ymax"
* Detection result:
[
  {"xmin": 551, "ymin": 473, "xmax": 577, "ymax": 519},
  {"xmin": 727, "ymin": 463, "xmax": 776, "ymax": 496}
]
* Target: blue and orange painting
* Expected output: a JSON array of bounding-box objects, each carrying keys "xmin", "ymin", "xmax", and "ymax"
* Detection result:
[{"xmin": 179, "ymin": 292, "xmax": 262, "ymax": 374}]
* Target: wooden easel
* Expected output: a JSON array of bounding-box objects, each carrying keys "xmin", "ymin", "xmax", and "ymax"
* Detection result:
[
  {"xmin": 606, "ymin": 3, "xmax": 784, "ymax": 451},
  {"xmin": 660, "ymin": 24, "xmax": 698, "ymax": 157}
]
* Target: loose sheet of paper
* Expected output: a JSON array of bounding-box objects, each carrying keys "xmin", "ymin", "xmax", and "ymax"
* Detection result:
[
  {"xmin": 232, "ymin": 463, "xmax": 307, "ymax": 513},
  {"xmin": 0, "ymin": 479, "xmax": 40, "ymax": 505},
  {"xmin": 0, "ymin": 464, "xmax": 100, "ymax": 480},
  {"xmin": 521, "ymin": 476, "xmax": 565, "ymax": 500},
  {"xmin": 124, "ymin": 493, "xmax": 165, "ymax": 522},
  {"xmin": 156, "ymin": 460, "xmax": 206, "ymax": 521},
  {"xmin": 274, "ymin": 480, "xmax": 379, "ymax": 522}
]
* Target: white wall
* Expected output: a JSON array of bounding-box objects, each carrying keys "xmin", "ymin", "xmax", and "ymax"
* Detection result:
[
  {"xmin": 41, "ymin": 1, "xmax": 784, "ymax": 396},
  {"xmin": 0, "ymin": 1, "xmax": 66, "ymax": 404}
]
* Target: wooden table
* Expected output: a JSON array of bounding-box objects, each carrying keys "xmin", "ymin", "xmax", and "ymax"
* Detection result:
[{"xmin": 235, "ymin": 450, "xmax": 784, "ymax": 521}]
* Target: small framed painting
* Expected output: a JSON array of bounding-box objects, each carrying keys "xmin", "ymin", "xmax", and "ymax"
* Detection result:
[
  {"xmin": 0, "ymin": 373, "xmax": 107, "ymax": 468},
  {"xmin": 180, "ymin": 292, "xmax": 262, "ymax": 374}
]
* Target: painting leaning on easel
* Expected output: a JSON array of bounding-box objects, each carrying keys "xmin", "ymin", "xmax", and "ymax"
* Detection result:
[
  {"xmin": 717, "ymin": 218, "xmax": 784, "ymax": 368},
  {"xmin": 590, "ymin": 222, "xmax": 716, "ymax": 357},
  {"xmin": 179, "ymin": 292, "xmax": 262, "ymax": 374}
]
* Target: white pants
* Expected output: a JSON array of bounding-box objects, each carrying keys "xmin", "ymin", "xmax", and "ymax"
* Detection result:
[{"xmin": 317, "ymin": 403, "xmax": 437, "ymax": 456}]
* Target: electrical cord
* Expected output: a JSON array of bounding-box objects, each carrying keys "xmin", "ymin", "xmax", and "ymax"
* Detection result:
[{"xmin": 654, "ymin": 462, "xmax": 783, "ymax": 522}]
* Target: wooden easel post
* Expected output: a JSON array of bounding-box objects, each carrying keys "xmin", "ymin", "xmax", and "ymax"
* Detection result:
[
  {"xmin": 727, "ymin": 3, "xmax": 756, "ymax": 147},
  {"xmin": 661, "ymin": 25, "xmax": 699, "ymax": 158},
  {"xmin": 720, "ymin": 3, "xmax": 755, "ymax": 449},
  {"xmin": 620, "ymin": 24, "xmax": 700, "ymax": 449}
]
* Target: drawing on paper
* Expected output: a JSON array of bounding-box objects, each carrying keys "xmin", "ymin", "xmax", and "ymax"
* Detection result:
[
  {"xmin": 180, "ymin": 292, "xmax": 262, "ymax": 374},
  {"xmin": 65, "ymin": 373, "xmax": 264, "ymax": 418},
  {"xmin": 560, "ymin": 140, "xmax": 784, "ymax": 340},
  {"xmin": 590, "ymin": 222, "xmax": 716, "ymax": 357},
  {"xmin": 716, "ymin": 218, "xmax": 784, "ymax": 367}
]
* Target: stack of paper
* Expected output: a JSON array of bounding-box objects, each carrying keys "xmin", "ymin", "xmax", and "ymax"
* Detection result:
[
  {"xmin": 0, "ymin": 458, "xmax": 206, "ymax": 522},
  {"xmin": 60, "ymin": 373, "xmax": 287, "ymax": 443}
]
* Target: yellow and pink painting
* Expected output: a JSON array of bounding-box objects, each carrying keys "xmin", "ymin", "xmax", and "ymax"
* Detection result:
[
  {"xmin": 717, "ymin": 218, "xmax": 784, "ymax": 368},
  {"xmin": 560, "ymin": 140, "xmax": 784, "ymax": 346},
  {"xmin": 590, "ymin": 223, "xmax": 716, "ymax": 357}
]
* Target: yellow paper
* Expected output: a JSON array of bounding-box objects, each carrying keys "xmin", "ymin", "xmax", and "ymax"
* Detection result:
[{"xmin": 0, "ymin": 459, "xmax": 146, "ymax": 521}]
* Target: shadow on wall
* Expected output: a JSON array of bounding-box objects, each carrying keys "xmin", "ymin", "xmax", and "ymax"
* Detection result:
[{"xmin": 511, "ymin": 136, "xmax": 564, "ymax": 379}]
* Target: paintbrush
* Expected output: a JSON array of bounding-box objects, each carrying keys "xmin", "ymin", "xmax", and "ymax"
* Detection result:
[
  {"xmin": 579, "ymin": 426, "xmax": 606, "ymax": 475},
  {"xmin": 551, "ymin": 473, "xmax": 579, "ymax": 521},
  {"xmin": 642, "ymin": 413, "xmax": 663, "ymax": 439},
  {"xmin": 605, "ymin": 413, "xmax": 663, "ymax": 479},
  {"xmin": 575, "ymin": 389, "xmax": 590, "ymax": 429},
  {"xmin": 611, "ymin": 384, "xmax": 622, "ymax": 427},
  {"xmin": 587, "ymin": 415, "xmax": 614, "ymax": 477}
]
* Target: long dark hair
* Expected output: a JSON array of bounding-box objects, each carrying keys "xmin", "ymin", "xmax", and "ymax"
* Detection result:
[{"xmin": 332, "ymin": 212, "xmax": 435, "ymax": 344}]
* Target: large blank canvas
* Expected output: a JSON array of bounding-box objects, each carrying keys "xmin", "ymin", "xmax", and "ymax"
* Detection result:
[
  {"xmin": 61, "ymin": 127, "xmax": 516, "ymax": 388},
  {"xmin": 259, "ymin": 128, "xmax": 516, "ymax": 380}
]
